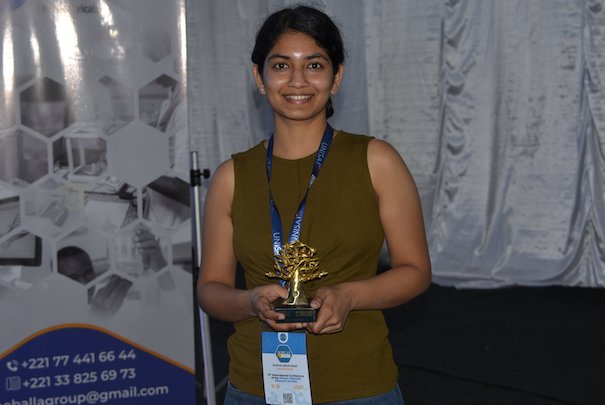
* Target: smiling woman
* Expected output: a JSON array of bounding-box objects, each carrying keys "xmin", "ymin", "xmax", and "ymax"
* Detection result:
[
  {"xmin": 251, "ymin": 5, "xmax": 344, "ymax": 120},
  {"xmin": 197, "ymin": 5, "xmax": 431, "ymax": 404}
]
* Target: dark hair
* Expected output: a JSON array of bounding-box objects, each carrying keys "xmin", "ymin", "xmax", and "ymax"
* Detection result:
[
  {"xmin": 251, "ymin": 5, "xmax": 345, "ymax": 118},
  {"xmin": 57, "ymin": 246, "xmax": 94, "ymax": 284},
  {"xmin": 57, "ymin": 246, "xmax": 90, "ymax": 262}
]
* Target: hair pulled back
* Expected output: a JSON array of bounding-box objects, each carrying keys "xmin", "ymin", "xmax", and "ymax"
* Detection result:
[{"xmin": 251, "ymin": 5, "xmax": 345, "ymax": 118}]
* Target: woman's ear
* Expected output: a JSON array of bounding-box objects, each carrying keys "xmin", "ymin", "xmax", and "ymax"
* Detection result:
[
  {"xmin": 253, "ymin": 64, "xmax": 265, "ymax": 95},
  {"xmin": 331, "ymin": 64, "xmax": 344, "ymax": 95}
]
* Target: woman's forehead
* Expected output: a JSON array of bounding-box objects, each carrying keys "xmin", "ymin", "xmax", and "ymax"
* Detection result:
[{"xmin": 269, "ymin": 31, "xmax": 328, "ymax": 57}]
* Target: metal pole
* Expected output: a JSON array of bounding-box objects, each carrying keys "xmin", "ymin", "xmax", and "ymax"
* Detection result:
[{"xmin": 190, "ymin": 151, "xmax": 216, "ymax": 405}]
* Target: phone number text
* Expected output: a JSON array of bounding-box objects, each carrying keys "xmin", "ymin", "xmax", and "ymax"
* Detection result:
[{"xmin": 21, "ymin": 369, "xmax": 137, "ymax": 389}]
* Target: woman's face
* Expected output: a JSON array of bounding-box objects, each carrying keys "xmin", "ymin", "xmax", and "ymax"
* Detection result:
[{"xmin": 253, "ymin": 31, "xmax": 343, "ymax": 124}]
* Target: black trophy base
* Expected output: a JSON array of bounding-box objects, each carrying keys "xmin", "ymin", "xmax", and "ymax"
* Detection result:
[{"xmin": 275, "ymin": 305, "xmax": 317, "ymax": 323}]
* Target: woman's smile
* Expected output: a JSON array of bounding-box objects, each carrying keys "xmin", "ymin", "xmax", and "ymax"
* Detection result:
[{"xmin": 284, "ymin": 94, "xmax": 313, "ymax": 103}]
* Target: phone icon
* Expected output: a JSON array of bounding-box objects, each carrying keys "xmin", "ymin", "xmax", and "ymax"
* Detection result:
[{"xmin": 6, "ymin": 360, "xmax": 19, "ymax": 372}]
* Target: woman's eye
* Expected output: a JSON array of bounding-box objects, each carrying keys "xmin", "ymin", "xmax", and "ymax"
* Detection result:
[
  {"xmin": 273, "ymin": 62, "xmax": 288, "ymax": 70},
  {"xmin": 308, "ymin": 62, "xmax": 322, "ymax": 70}
]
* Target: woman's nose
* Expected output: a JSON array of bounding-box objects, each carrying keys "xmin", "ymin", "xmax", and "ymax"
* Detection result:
[{"xmin": 288, "ymin": 67, "xmax": 307, "ymax": 88}]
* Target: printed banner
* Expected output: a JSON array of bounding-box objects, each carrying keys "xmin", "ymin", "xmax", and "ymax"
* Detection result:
[
  {"xmin": 2, "ymin": 325, "xmax": 193, "ymax": 404},
  {"xmin": 0, "ymin": 1, "xmax": 194, "ymax": 403}
]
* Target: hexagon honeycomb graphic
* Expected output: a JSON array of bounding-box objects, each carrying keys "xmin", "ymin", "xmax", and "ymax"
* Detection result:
[
  {"xmin": 138, "ymin": 74, "xmax": 178, "ymax": 130},
  {"xmin": 22, "ymin": 178, "xmax": 84, "ymax": 239},
  {"xmin": 0, "ymin": 192, "xmax": 51, "ymax": 291},
  {"xmin": 20, "ymin": 77, "xmax": 74, "ymax": 138},
  {"xmin": 98, "ymin": 76, "xmax": 135, "ymax": 135},
  {"xmin": 55, "ymin": 225, "xmax": 115, "ymax": 314},
  {"xmin": 83, "ymin": 180, "xmax": 138, "ymax": 235},
  {"xmin": 107, "ymin": 121, "xmax": 170, "ymax": 188},
  {"xmin": 142, "ymin": 173, "xmax": 190, "ymax": 231},
  {"xmin": 89, "ymin": 273, "xmax": 134, "ymax": 318},
  {"xmin": 111, "ymin": 223, "xmax": 169, "ymax": 280},
  {"xmin": 52, "ymin": 127, "xmax": 108, "ymax": 181},
  {"xmin": 0, "ymin": 95, "xmax": 16, "ymax": 130},
  {"xmin": 0, "ymin": 129, "xmax": 49, "ymax": 186}
]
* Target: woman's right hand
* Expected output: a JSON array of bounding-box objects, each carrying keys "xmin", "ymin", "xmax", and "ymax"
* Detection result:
[{"xmin": 249, "ymin": 285, "xmax": 307, "ymax": 331}]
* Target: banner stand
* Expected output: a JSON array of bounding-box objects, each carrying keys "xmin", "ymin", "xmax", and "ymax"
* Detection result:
[{"xmin": 190, "ymin": 152, "xmax": 216, "ymax": 405}]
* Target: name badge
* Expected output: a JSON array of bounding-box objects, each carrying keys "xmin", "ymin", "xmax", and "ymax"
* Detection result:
[{"xmin": 262, "ymin": 331, "xmax": 312, "ymax": 404}]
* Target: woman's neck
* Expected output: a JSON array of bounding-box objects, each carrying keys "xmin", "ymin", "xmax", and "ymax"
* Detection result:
[{"xmin": 271, "ymin": 116, "xmax": 328, "ymax": 159}]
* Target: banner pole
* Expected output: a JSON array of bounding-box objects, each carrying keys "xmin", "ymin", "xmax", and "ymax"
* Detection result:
[{"xmin": 190, "ymin": 151, "xmax": 216, "ymax": 405}]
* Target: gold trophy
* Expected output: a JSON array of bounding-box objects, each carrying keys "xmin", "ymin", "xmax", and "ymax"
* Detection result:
[{"xmin": 266, "ymin": 240, "xmax": 327, "ymax": 323}]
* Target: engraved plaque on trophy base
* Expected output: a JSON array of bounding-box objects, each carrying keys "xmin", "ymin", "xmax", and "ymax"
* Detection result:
[{"xmin": 275, "ymin": 304, "xmax": 317, "ymax": 323}]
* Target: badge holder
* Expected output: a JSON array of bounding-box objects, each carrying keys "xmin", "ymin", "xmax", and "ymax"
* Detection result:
[{"xmin": 261, "ymin": 330, "xmax": 312, "ymax": 405}]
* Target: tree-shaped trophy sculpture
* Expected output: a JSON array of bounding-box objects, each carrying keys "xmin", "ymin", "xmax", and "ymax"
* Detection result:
[{"xmin": 266, "ymin": 240, "xmax": 327, "ymax": 323}]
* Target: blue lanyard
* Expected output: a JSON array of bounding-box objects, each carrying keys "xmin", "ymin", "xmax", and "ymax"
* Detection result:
[{"xmin": 266, "ymin": 125, "xmax": 334, "ymax": 284}]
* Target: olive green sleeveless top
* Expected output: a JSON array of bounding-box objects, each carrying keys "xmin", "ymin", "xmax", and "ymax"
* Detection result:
[{"xmin": 229, "ymin": 131, "xmax": 398, "ymax": 402}]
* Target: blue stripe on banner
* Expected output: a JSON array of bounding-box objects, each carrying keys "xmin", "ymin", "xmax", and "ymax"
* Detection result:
[{"xmin": 0, "ymin": 324, "xmax": 194, "ymax": 404}]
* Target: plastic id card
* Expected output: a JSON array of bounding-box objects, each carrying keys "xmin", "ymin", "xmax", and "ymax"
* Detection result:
[{"xmin": 262, "ymin": 331, "xmax": 312, "ymax": 404}]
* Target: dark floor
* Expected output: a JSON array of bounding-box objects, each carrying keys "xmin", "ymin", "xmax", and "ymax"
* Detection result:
[{"xmin": 197, "ymin": 284, "xmax": 605, "ymax": 404}]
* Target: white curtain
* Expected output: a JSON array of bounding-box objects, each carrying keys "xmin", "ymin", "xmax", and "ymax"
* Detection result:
[{"xmin": 186, "ymin": 0, "xmax": 605, "ymax": 288}]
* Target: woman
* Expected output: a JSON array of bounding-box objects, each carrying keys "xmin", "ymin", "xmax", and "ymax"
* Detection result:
[{"xmin": 197, "ymin": 5, "xmax": 431, "ymax": 404}]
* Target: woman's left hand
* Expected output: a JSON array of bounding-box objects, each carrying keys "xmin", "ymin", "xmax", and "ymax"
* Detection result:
[{"xmin": 307, "ymin": 284, "xmax": 353, "ymax": 334}]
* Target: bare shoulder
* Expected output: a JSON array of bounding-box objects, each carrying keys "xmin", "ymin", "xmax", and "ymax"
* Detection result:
[
  {"xmin": 205, "ymin": 159, "xmax": 235, "ymax": 208},
  {"xmin": 211, "ymin": 159, "xmax": 235, "ymax": 187},
  {"xmin": 367, "ymin": 137, "xmax": 397, "ymax": 155},
  {"xmin": 367, "ymin": 138, "xmax": 409, "ymax": 168},
  {"xmin": 367, "ymin": 138, "xmax": 415, "ymax": 191}
]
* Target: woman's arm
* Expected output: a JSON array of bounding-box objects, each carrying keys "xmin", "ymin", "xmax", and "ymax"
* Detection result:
[
  {"xmin": 196, "ymin": 160, "xmax": 308, "ymax": 330},
  {"xmin": 309, "ymin": 138, "xmax": 431, "ymax": 334}
]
